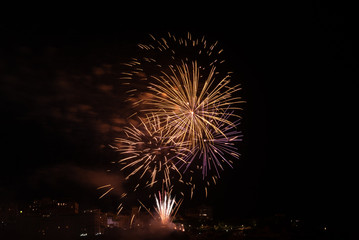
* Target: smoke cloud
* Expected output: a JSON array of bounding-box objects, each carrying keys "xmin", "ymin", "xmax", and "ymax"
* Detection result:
[{"xmin": 28, "ymin": 164, "xmax": 124, "ymax": 200}]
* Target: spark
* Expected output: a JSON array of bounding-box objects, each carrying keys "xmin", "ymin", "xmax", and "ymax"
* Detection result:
[
  {"xmin": 98, "ymin": 187, "xmax": 114, "ymax": 199},
  {"xmin": 137, "ymin": 189, "xmax": 182, "ymax": 227},
  {"xmin": 130, "ymin": 214, "xmax": 135, "ymax": 228},
  {"xmin": 178, "ymin": 109, "xmax": 243, "ymax": 178},
  {"xmin": 154, "ymin": 190, "xmax": 183, "ymax": 225},
  {"xmin": 146, "ymin": 61, "xmax": 243, "ymax": 155},
  {"xmin": 111, "ymin": 114, "xmax": 190, "ymax": 191}
]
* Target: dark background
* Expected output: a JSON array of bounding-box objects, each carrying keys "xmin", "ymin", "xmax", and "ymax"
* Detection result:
[{"xmin": 0, "ymin": 1, "xmax": 357, "ymax": 233}]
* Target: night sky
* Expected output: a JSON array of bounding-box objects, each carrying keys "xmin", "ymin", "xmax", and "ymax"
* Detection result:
[{"xmin": 0, "ymin": 2, "xmax": 357, "ymax": 231}]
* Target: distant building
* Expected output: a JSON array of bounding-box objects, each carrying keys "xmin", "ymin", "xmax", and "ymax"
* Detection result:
[
  {"xmin": 105, "ymin": 212, "xmax": 131, "ymax": 229},
  {"xmin": 0, "ymin": 199, "xmax": 111, "ymax": 238},
  {"xmin": 80, "ymin": 209, "xmax": 106, "ymax": 236},
  {"xmin": 199, "ymin": 205, "xmax": 213, "ymax": 220},
  {"xmin": 185, "ymin": 205, "xmax": 213, "ymax": 221},
  {"xmin": 1, "ymin": 199, "xmax": 190, "ymax": 238},
  {"xmin": 26, "ymin": 198, "xmax": 78, "ymax": 217}
]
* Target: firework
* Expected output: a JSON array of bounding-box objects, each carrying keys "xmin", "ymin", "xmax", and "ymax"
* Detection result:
[
  {"xmin": 145, "ymin": 61, "xmax": 243, "ymax": 152},
  {"xmin": 120, "ymin": 33, "xmax": 243, "ymax": 178},
  {"xmin": 119, "ymin": 32, "xmax": 231, "ymax": 112},
  {"xmin": 179, "ymin": 109, "xmax": 242, "ymax": 177},
  {"xmin": 154, "ymin": 190, "xmax": 182, "ymax": 225},
  {"xmin": 137, "ymin": 189, "xmax": 183, "ymax": 228},
  {"xmin": 111, "ymin": 114, "xmax": 190, "ymax": 191},
  {"xmin": 104, "ymin": 32, "xmax": 243, "ymax": 204},
  {"xmin": 177, "ymin": 109, "xmax": 243, "ymax": 198}
]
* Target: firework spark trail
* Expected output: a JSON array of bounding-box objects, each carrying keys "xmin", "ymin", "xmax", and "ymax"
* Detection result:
[
  {"xmin": 146, "ymin": 61, "xmax": 243, "ymax": 153},
  {"xmin": 137, "ymin": 189, "xmax": 182, "ymax": 228},
  {"xmin": 111, "ymin": 114, "xmax": 190, "ymax": 192},
  {"xmin": 178, "ymin": 109, "xmax": 243, "ymax": 178},
  {"xmin": 154, "ymin": 190, "xmax": 182, "ymax": 225},
  {"xmin": 119, "ymin": 32, "xmax": 231, "ymax": 111}
]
